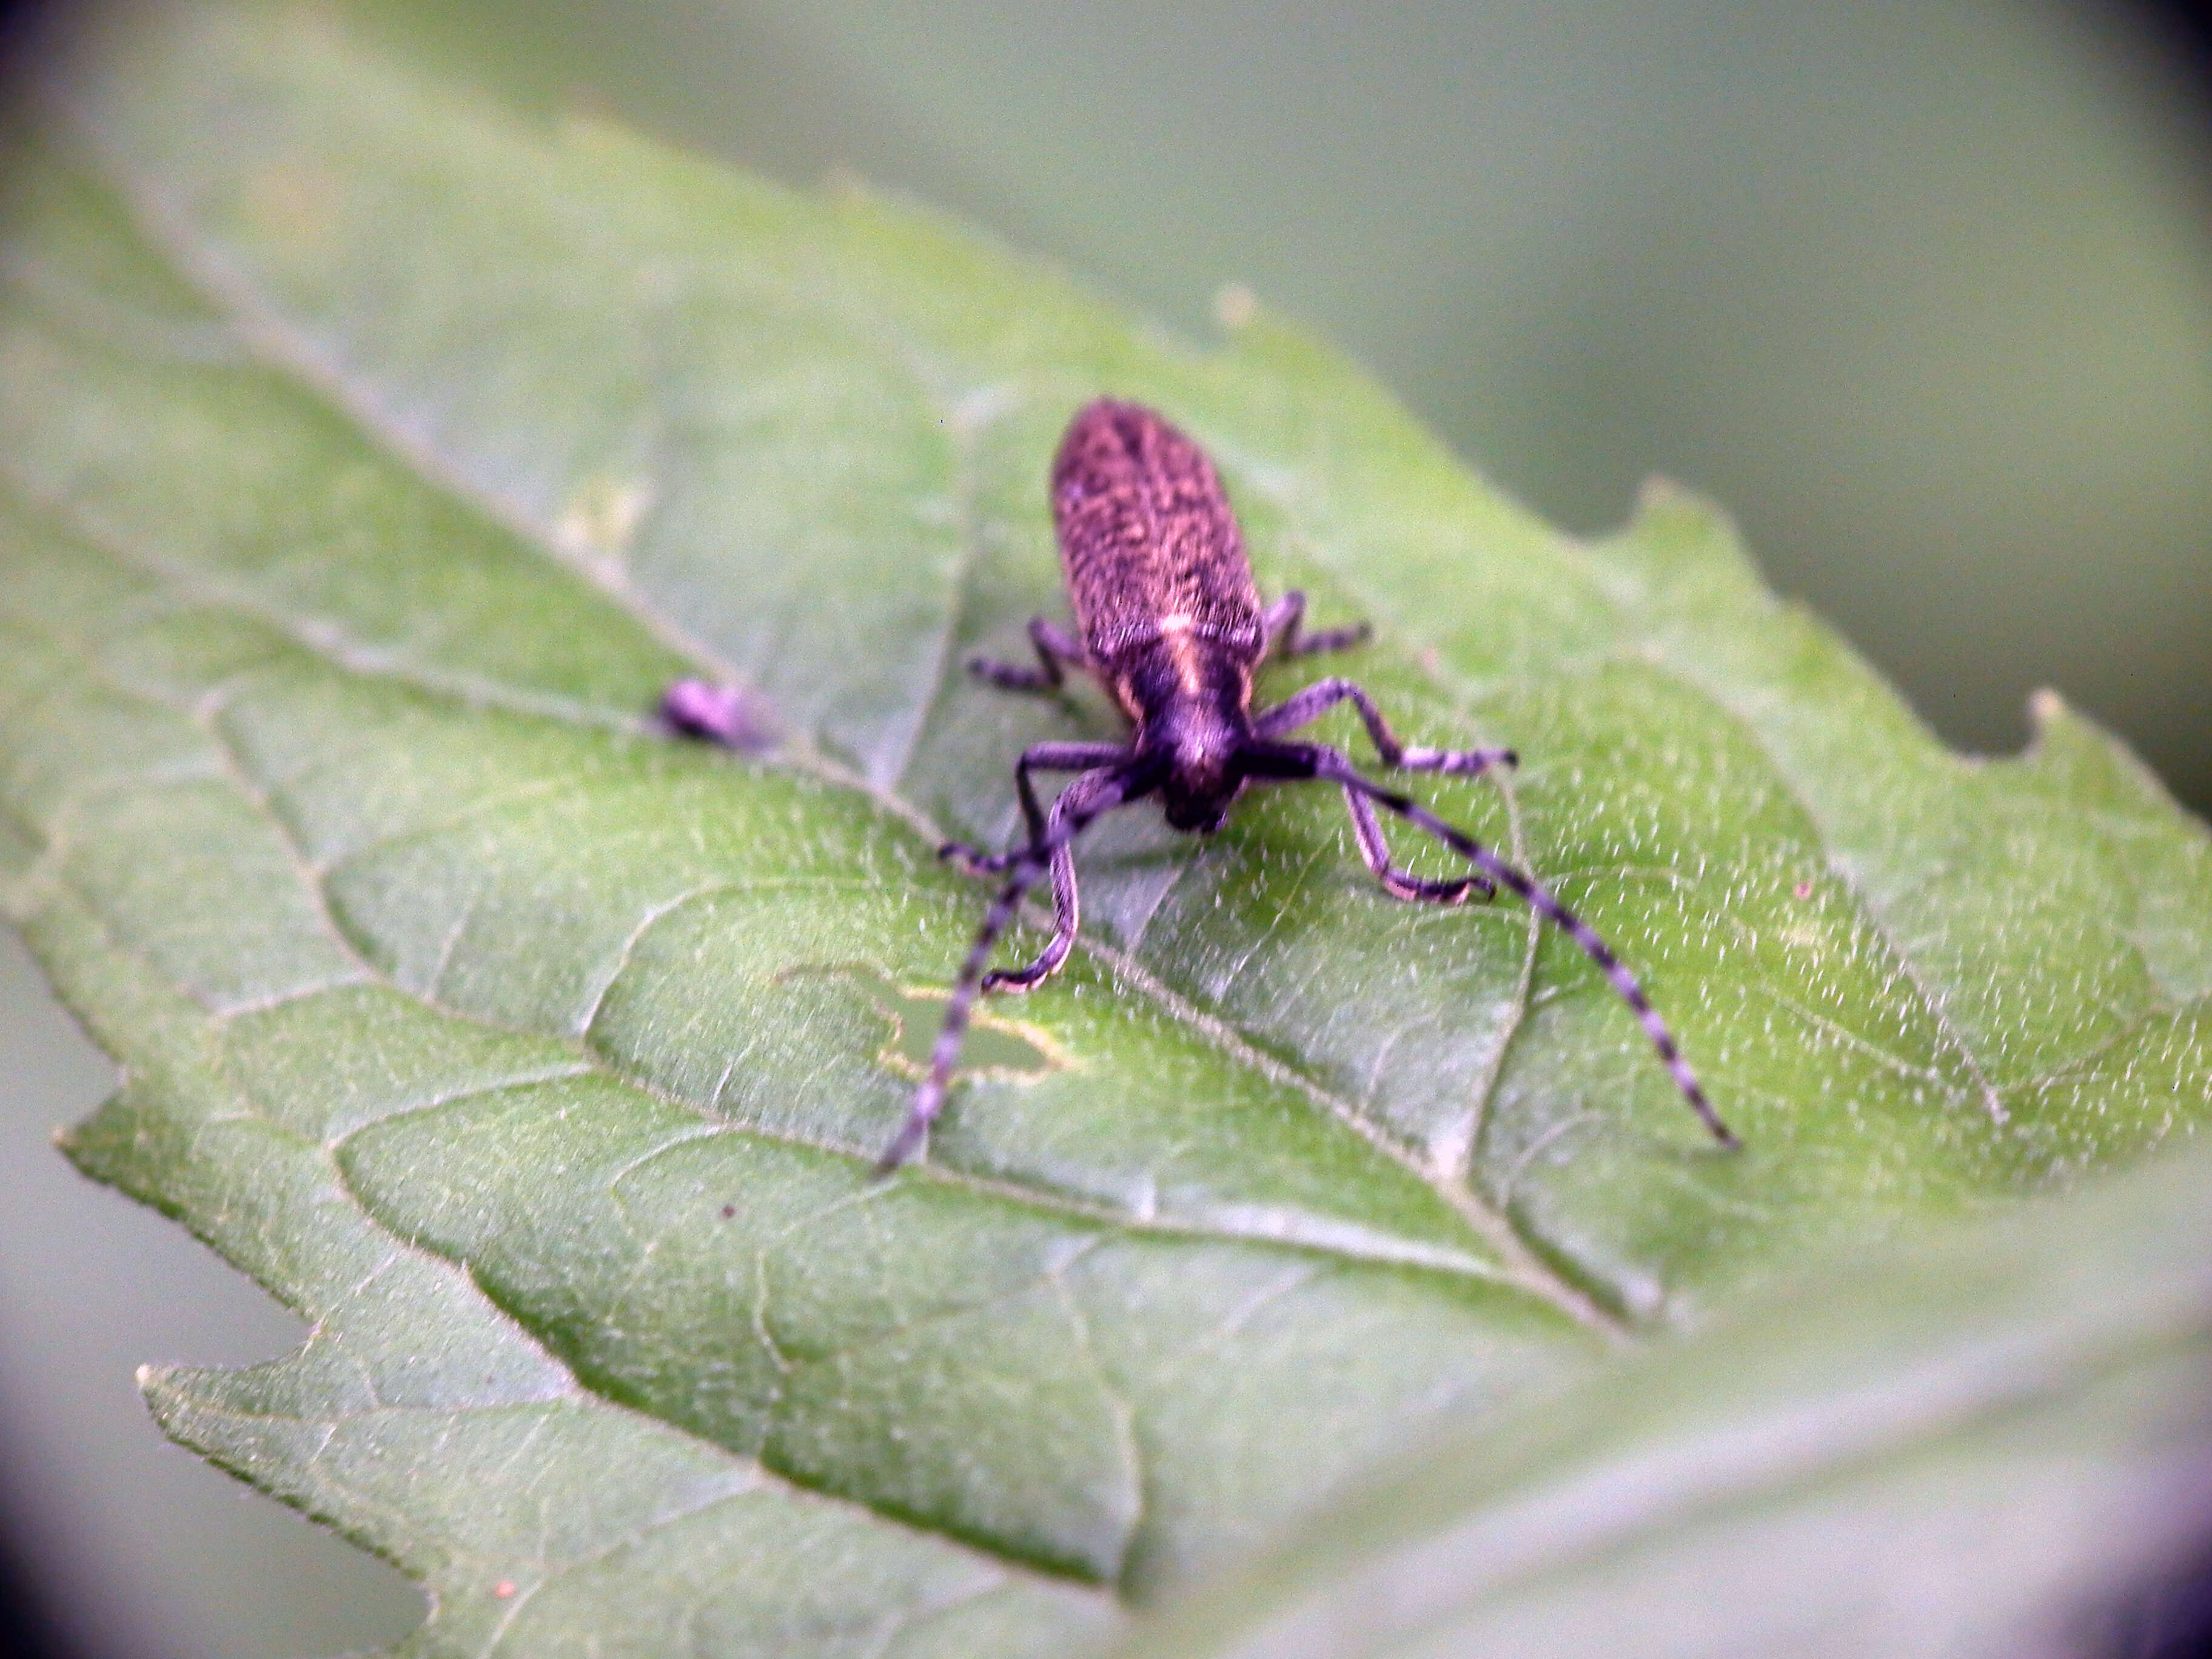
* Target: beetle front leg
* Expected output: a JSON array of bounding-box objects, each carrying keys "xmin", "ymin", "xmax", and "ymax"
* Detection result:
[
  {"xmin": 1340, "ymin": 769, "xmax": 1493, "ymax": 902},
  {"xmin": 939, "ymin": 741, "xmax": 1128, "ymax": 871},
  {"xmin": 1239, "ymin": 737, "xmax": 1490, "ymax": 902},
  {"xmin": 879, "ymin": 763, "xmax": 1148, "ymax": 1171},
  {"xmin": 978, "ymin": 765, "xmax": 1121, "ymax": 992},
  {"xmin": 1255, "ymin": 677, "xmax": 1516, "ymax": 776}
]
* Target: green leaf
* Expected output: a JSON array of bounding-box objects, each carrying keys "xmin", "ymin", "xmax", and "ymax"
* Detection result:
[
  {"xmin": 0, "ymin": 5, "xmax": 2205, "ymax": 1654},
  {"xmin": 1122, "ymin": 1139, "xmax": 2212, "ymax": 1659}
]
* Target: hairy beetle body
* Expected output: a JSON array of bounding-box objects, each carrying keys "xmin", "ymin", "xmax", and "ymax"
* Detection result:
[{"xmin": 1052, "ymin": 401, "xmax": 1265, "ymax": 675}]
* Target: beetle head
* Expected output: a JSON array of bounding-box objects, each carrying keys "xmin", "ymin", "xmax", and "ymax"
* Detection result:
[{"xmin": 1156, "ymin": 721, "xmax": 1247, "ymax": 832}]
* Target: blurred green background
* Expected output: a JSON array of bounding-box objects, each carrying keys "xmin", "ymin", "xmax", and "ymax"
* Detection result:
[{"xmin": 1, "ymin": 1, "xmax": 2207, "ymax": 1654}]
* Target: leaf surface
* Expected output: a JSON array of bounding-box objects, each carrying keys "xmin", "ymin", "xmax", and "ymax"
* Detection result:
[
  {"xmin": 0, "ymin": 7, "xmax": 2206, "ymax": 1653},
  {"xmin": 1122, "ymin": 1140, "xmax": 2212, "ymax": 1659}
]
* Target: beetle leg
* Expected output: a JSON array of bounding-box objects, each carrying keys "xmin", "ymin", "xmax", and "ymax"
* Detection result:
[
  {"xmin": 981, "ymin": 765, "xmax": 1121, "ymax": 992},
  {"xmin": 939, "ymin": 742, "xmax": 1128, "ymax": 870},
  {"xmin": 967, "ymin": 617, "xmax": 1088, "ymax": 691},
  {"xmin": 880, "ymin": 763, "xmax": 1153, "ymax": 1171},
  {"xmin": 1296, "ymin": 742, "xmax": 1739, "ymax": 1149},
  {"xmin": 1342, "ymin": 779, "xmax": 1493, "ymax": 902},
  {"xmin": 1255, "ymin": 677, "xmax": 1516, "ymax": 777},
  {"xmin": 1262, "ymin": 589, "xmax": 1371, "ymax": 660}
]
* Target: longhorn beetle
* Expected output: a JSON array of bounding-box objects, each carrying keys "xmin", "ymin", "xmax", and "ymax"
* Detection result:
[{"xmin": 868, "ymin": 398, "xmax": 1738, "ymax": 1170}]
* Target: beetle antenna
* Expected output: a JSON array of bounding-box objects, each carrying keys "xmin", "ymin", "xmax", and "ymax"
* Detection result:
[
  {"xmin": 876, "ymin": 765, "xmax": 1150, "ymax": 1172},
  {"xmin": 1313, "ymin": 750, "xmax": 1737, "ymax": 1147}
]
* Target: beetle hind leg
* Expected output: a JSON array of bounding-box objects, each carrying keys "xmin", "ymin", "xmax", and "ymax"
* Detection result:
[
  {"xmin": 1262, "ymin": 589, "xmax": 1371, "ymax": 661},
  {"xmin": 967, "ymin": 617, "xmax": 1088, "ymax": 691}
]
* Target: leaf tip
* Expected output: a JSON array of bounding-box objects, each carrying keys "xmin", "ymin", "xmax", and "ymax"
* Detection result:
[
  {"xmin": 2014, "ymin": 683, "xmax": 2200, "ymax": 828},
  {"xmin": 1628, "ymin": 472, "xmax": 1737, "ymax": 540},
  {"xmin": 1607, "ymin": 474, "xmax": 1764, "ymax": 592},
  {"xmin": 135, "ymin": 1365, "xmax": 197, "ymax": 1438}
]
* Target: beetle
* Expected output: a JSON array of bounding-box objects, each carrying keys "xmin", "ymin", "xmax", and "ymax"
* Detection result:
[{"xmin": 873, "ymin": 397, "xmax": 1738, "ymax": 1170}]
